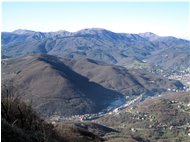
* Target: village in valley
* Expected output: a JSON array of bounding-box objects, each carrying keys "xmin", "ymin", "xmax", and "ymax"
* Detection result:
[{"xmin": 151, "ymin": 67, "xmax": 190, "ymax": 92}]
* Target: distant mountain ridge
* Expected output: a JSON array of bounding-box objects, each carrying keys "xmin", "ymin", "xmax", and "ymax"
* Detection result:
[
  {"xmin": 2, "ymin": 28, "xmax": 190, "ymax": 71},
  {"xmin": 3, "ymin": 28, "xmax": 188, "ymax": 40}
]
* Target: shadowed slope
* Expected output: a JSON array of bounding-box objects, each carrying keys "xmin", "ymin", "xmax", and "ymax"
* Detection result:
[
  {"xmin": 64, "ymin": 58, "xmax": 184, "ymax": 96},
  {"xmin": 2, "ymin": 54, "xmax": 123, "ymax": 117}
]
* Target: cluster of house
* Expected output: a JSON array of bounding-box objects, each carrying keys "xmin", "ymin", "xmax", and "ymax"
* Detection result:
[
  {"xmin": 169, "ymin": 100, "xmax": 190, "ymax": 112},
  {"xmin": 168, "ymin": 73, "xmax": 190, "ymax": 92},
  {"xmin": 67, "ymin": 113, "xmax": 100, "ymax": 121},
  {"xmin": 130, "ymin": 122, "xmax": 190, "ymax": 137},
  {"xmin": 49, "ymin": 113, "xmax": 102, "ymax": 123},
  {"xmin": 151, "ymin": 67, "xmax": 190, "ymax": 92},
  {"xmin": 167, "ymin": 87, "xmax": 188, "ymax": 92},
  {"xmin": 131, "ymin": 112, "xmax": 153, "ymax": 121}
]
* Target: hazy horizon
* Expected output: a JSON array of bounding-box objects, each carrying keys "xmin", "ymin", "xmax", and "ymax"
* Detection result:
[
  {"xmin": 2, "ymin": 27, "xmax": 190, "ymax": 41},
  {"xmin": 2, "ymin": 2, "xmax": 190, "ymax": 40}
]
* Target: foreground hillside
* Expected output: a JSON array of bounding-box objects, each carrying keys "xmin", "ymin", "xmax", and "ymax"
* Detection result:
[
  {"xmin": 2, "ymin": 84, "xmax": 189, "ymax": 142},
  {"xmin": 1, "ymin": 89, "xmax": 105, "ymax": 142},
  {"xmin": 2, "ymin": 86, "xmax": 148, "ymax": 142}
]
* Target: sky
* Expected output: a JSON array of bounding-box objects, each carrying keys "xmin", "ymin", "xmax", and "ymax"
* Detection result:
[{"xmin": 2, "ymin": 2, "xmax": 190, "ymax": 39}]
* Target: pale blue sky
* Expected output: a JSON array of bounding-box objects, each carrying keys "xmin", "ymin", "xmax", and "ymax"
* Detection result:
[{"xmin": 2, "ymin": 2, "xmax": 190, "ymax": 39}]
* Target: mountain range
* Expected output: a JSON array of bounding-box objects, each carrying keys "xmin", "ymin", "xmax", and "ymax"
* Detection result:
[{"xmin": 2, "ymin": 28, "xmax": 190, "ymax": 71}]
